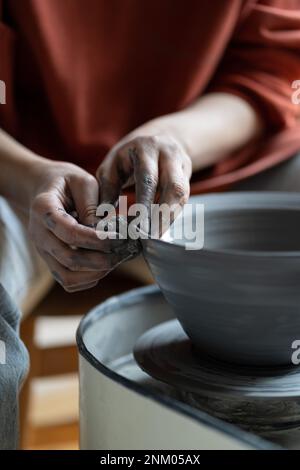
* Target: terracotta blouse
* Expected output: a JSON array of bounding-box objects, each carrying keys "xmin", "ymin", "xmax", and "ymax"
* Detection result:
[{"xmin": 1, "ymin": 0, "xmax": 300, "ymax": 194}]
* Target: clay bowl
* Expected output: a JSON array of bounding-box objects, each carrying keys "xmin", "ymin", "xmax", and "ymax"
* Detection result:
[{"xmin": 142, "ymin": 192, "xmax": 300, "ymax": 367}]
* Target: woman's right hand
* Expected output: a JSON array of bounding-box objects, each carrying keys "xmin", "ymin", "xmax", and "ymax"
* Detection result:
[{"xmin": 27, "ymin": 159, "xmax": 133, "ymax": 292}]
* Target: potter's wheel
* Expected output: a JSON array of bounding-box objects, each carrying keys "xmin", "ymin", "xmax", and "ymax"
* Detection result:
[
  {"xmin": 133, "ymin": 319, "xmax": 300, "ymax": 446},
  {"xmin": 78, "ymin": 285, "xmax": 300, "ymax": 449}
]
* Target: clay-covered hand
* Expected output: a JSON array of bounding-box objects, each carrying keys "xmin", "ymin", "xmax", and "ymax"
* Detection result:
[{"xmin": 28, "ymin": 160, "xmax": 131, "ymax": 292}]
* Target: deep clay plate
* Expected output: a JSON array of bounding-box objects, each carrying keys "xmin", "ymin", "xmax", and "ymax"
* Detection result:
[{"xmin": 142, "ymin": 193, "xmax": 300, "ymax": 367}]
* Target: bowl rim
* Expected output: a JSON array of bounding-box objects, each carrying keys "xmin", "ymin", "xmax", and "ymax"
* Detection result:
[{"xmin": 143, "ymin": 191, "xmax": 300, "ymax": 259}]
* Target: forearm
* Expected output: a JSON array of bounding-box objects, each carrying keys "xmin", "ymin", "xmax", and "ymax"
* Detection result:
[
  {"xmin": 141, "ymin": 92, "xmax": 263, "ymax": 172},
  {"xmin": 0, "ymin": 129, "xmax": 49, "ymax": 210}
]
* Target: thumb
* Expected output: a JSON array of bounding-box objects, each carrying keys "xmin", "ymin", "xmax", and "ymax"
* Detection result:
[{"xmin": 67, "ymin": 173, "xmax": 99, "ymax": 227}]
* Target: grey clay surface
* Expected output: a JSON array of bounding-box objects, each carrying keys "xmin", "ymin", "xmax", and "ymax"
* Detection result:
[
  {"xmin": 142, "ymin": 192, "xmax": 300, "ymax": 366},
  {"xmin": 134, "ymin": 319, "xmax": 300, "ymax": 440}
]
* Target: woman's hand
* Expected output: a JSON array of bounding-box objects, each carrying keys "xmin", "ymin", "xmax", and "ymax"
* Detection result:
[{"xmin": 27, "ymin": 160, "xmax": 132, "ymax": 291}]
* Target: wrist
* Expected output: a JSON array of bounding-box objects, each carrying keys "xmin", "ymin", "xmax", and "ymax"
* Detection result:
[
  {"xmin": 4, "ymin": 150, "xmax": 53, "ymax": 211},
  {"xmin": 130, "ymin": 114, "xmax": 191, "ymax": 154},
  {"xmin": 0, "ymin": 129, "xmax": 56, "ymax": 210}
]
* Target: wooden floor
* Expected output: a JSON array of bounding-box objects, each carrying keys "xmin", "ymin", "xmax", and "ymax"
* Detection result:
[
  {"xmin": 25, "ymin": 374, "xmax": 79, "ymax": 449},
  {"xmin": 22, "ymin": 267, "xmax": 147, "ymax": 449},
  {"xmin": 26, "ymin": 375, "xmax": 79, "ymax": 449}
]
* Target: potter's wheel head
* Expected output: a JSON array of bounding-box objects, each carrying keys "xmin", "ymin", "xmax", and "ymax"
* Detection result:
[
  {"xmin": 134, "ymin": 320, "xmax": 300, "ymax": 437},
  {"xmin": 134, "ymin": 319, "xmax": 300, "ymax": 399},
  {"xmin": 143, "ymin": 192, "xmax": 300, "ymax": 366}
]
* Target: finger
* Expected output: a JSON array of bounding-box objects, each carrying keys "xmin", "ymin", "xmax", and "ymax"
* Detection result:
[
  {"xmin": 156, "ymin": 152, "xmax": 190, "ymax": 236},
  {"xmin": 59, "ymin": 281, "xmax": 99, "ymax": 293},
  {"xmin": 98, "ymin": 172, "xmax": 122, "ymax": 207},
  {"xmin": 131, "ymin": 143, "xmax": 159, "ymax": 213},
  {"xmin": 96, "ymin": 152, "xmax": 130, "ymax": 205},
  {"xmin": 67, "ymin": 173, "xmax": 99, "ymax": 227},
  {"xmin": 44, "ymin": 231, "xmax": 129, "ymax": 271},
  {"xmin": 158, "ymin": 153, "xmax": 190, "ymax": 208},
  {"xmin": 43, "ymin": 253, "xmax": 109, "ymax": 291}
]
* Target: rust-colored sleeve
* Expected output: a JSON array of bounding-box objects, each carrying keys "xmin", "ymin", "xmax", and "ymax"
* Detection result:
[{"xmin": 209, "ymin": 0, "xmax": 300, "ymax": 132}]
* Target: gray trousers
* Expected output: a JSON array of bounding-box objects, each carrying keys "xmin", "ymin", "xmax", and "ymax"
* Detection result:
[
  {"xmin": 0, "ymin": 285, "xmax": 28, "ymax": 449},
  {"xmin": 1, "ymin": 153, "xmax": 300, "ymax": 449}
]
